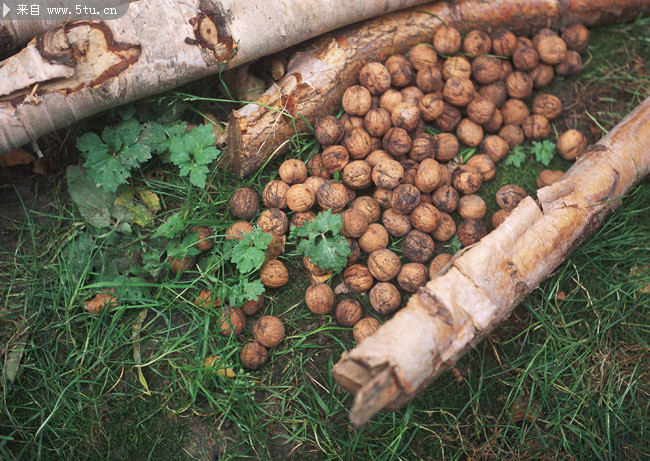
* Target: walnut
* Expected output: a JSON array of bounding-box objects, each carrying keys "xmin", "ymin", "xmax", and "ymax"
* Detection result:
[
  {"xmin": 321, "ymin": 145, "xmax": 349, "ymax": 173},
  {"xmin": 471, "ymin": 55, "xmax": 502, "ymax": 85},
  {"xmin": 341, "ymin": 208, "xmax": 369, "ymax": 238},
  {"xmin": 463, "ymin": 29, "xmax": 491, "ymax": 56},
  {"xmin": 479, "ymin": 81, "xmax": 507, "ymax": 108},
  {"xmin": 458, "ymin": 194, "xmax": 487, "ymax": 219},
  {"xmin": 379, "ymin": 89, "xmax": 403, "ymax": 113},
  {"xmin": 556, "ymin": 129, "xmax": 587, "ymax": 160},
  {"xmin": 335, "ymin": 299, "xmax": 363, "ymax": 327},
  {"xmin": 443, "ymin": 77, "xmax": 475, "ymax": 107},
  {"xmin": 416, "ymin": 66, "xmax": 443, "ymax": 93},
  {"xmin": 368, "ymin": 248, "xmax": 402, "ymax": 281},
  {"xmin": 353, "ymin": 317, "xmax": 381, "ymax": 343},
  {"xmin": 457, "ymin": 219, "xmax": 488, "ymax": 247},
  {"xmin": 452, "ymin": 165, "xmax": 483, "ymax": 194},
  {"xmin": 304, "ymin": 255, "xmax": 329, "ymax": 276},
  {"xmin": 429, "ymin": 253, "xmax": 452, "ymax": 278},
  {"xmin": 431, "ymin": 211, "xmax": 456, "ymax": 242},
  {"xmin": 431, "ymin": 184, "xmax": 459, "ymax": 213},
  {"xmin": 351, "ymin": 196, "xmax": 381, "ymax": 223},
  {"xmin": 279, "ymin": 159, "xmax": 307, "ymax": 184},
  {"xmin": 305, "ymin": 283, "xmax": 335, "ymax": 314},
  {"xmin": 490, "ymin": 29, "xmax": 517, "ymax": 57},
  {"xmin": 441, "ymin": 56, "xmax": 472, "ymax": 80},
  {"xmin": 306, "ymin": 153, "xmax": 332, "ymax": 179},
  {"xmin": 562, "ymin": 24, "xmax": 589, "ymax": 52},
  {"xmin": 291, "ymin": 211, "xmax": 316, "ymax": 229},
  {"xmin": 418, "ymin": 93, "xmax": 445, "ymax": 121},
  {"xmin": 389, "ymin": 183, "xmax": 421, "ymax": 214},
  {"xmin": 501, "ymin": 99, "xmax": 530, "ymax": 126},
  {"xmin": 369, "ymin": 282, "xmax": 401, "ymax": 314},
  {"xmin": 343, "ymin": 264, "xmax": 374, "ymax": 293},
  {"xmin": 465, "ymin": 153, "xmax": 496, "ymax": 181},
  {"xmin": 316, "ymin": 180, "xmax": 349, "ymax": 211},
  {"xmin": 467, "ymin": 97, "xmax": 496, "ymax": 125},
  {"xmin": 401, "ymin": 158, "xmax": 419, "ymax": 185},
  {"xmin": 391, "ymin": 103, "xmax": 421, "ymax": 131},
  {"xmin": 229, "ymin": 187, "xmax": 260, "ymax": 220},
  {"xmin": 536, "ymin": 169, "xmax": 564, "ymax": 188},
  {"xmin": 359, "ymin": 62, "xmax": 392, "ymax": 94},
  {"xmin": 342, "ymin": 85, "xmax": 372, "ymax": 116},
  {"xmin": 225, "ymin": 221, "xmax": 253, "ymax": 240},
  {"xmin": 358, "ymin": 223, "xmax": 389, "ymax": 253},
  {"xmin": 373, "ymin": 187, "xmax": 394, "ymax": 209},
  {"xmin": 340, "ymin": 113, "xmax": 364, "ymax": 132},
  {"xmin": 400, "ymin": 86, "xmax": 425, "ymax": 105},
  {"xmin": 480, "ymin": 135, "xmax": 510, "ymax": 163},
  {"xmin": 365, "ymin": 149, "xmax": 391, "ymax": 168},
  {"xmin": 263, "ymin": 179, "xmax": 289, "ymax": 208},
  {"xmin": 382, "ymin": 127, "xmax": 413, "ymax": 157},
  {"xmin": 415, "ymin": 158, "xmax": 443, "ymax": 193},
  {"xmin": 260, "ymin": 260, "xmax": 289, "ymax": 288},
  {"xmin": 532, "ymin": 28, "xmax": 558, "ymax": 47},
  {"xmin": 484, "ymin": 108, "xmax": 503, "ymax": 133},
  {"xmin": 512, "ymin": 45, "xmax": 539, "ymax": 71},
  {"xmin": 522, "ymin": 114, "xmax": 551, "ymax": 140},
  {"xmin": 363, "ymin": 108, "xmax": 392, "ymax": 138},
  {"xmin": 532, "ymin": 94, "xmax": 563, "ymax": 120},
  {"xmin": 385, "ymin": 55, "xmax": 414, "ymax": 87},
  {"xmin": 257, "ymin": 208, "xmax": 289, "ymax": 235},
  {"xmin": 529, "ymin": 63, "xmax": 555, "ymax": 89},
  {"xmin": 517, "ymin": 36, "xmax": 534, "ymax": 48},
  {"xmin": 240, "ymin": 342, "xmax": 268, "ymax": 370},
  {"xmin": 382, "ymin": 208, "xmax": 412, "ymax": 237},
  {"xmin": 491, "ymin": 209, "xmax": 511, "ymax": 229},
  {"xmin": 303, "ymin": 176, "xmax": 325, "ymax": 196},
  {"xmin": 241, "ymin": 294, "xmax": 265, "ymax": 316},
  {"xmin": 253, "ymin": 315, "xmax": 285, "ymax": 347},
  {"xmin": 347, "ymin": 237, "xmax": 361, "ymax": 265},
  {"xmin": 410, "ymin": 202, "xmax": 439, "ymax": 233},
  {"xmin": 432, "ymin": 132, "xmax": 459, "ymax": 162},
  {"xmin": 286, "ymin": 184, "xmax": 315, "ymax": 212},
  {"xmin": 402, "ymin": 229, "xmax": 435, "ymax": 263},
  {"xmin": 536, "ymin": 35, "xmax": 567, "ymax": 65},
  {"xmin": 500, "ymin": 60, "xmax": 514, "ymax": 80},
  {"xmin": 314, "ymin": 115, "xmax": 344, "ymax": 146},
  {"xmin": 434, "ymin": 103, "xmax": 462, "ymax": 132},
  {"xmin": 342, "ymin": 160, "xmax": 372, "ymax": 190},
  {"xmin": 498, "ymin": 124, "xmax": 525, "ymax": 147},
  {"xmin": 343, "ymin": 127, "xmax": 372, "ymax": 159},
  {"xmin": 433, "ymin": 26, "xmax": 462, "ymax": 55},
  {"xmin": 397, "ymin": 262, "xmax": 428, "ymax": 293},
  {"xmin": 555, "ymin": 50, "xmax": 582, "ymax": 76},
  {"xmin": 409, "ymin": 43, "xmax": 438, "ymax": 70},
  {"xmin": 505, "ymin": 71, "xmax": 534, "ymax": 99},
  {"xmin": 496, "ymin": 184, "xmax": 527, "ymax": 210},
  {"xmin": 456, "ymin": 119, "xmax": 484, "ymax": 147},
  {"xmin": 372, "ymin": 159, "xmax": 404, "ymax": 190}
]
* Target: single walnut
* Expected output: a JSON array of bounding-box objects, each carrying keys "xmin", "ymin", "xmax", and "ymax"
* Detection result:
[
  {"xmin": 501, "ymin": 99, "xmax": 530, "ymax": 126},
  {"xmin": 456, "ymin": 119, "xmax": 484, "ymax": 147},
  {"xmin": 452, "ymin": 165, "xmax": 483, "ymax": 194},
  {"xmin": 382, "ymin": 208, "xmax": 413, "ymax": 237},
  {"xmin": 368, "ymin": 248, "xmax": 402, "ymax": 281},
  {"xmin": 372, "ymin": 159, "xmax": 404, "ymax": 190},
  {"xmin": 257, "ymin": 208, "xmax": 289, "ymax": 236},
  {"xmin": 484, "ymin": 108, "xmax": 503, "ymax": 133},
  {"xmin": 500, "ymin": 60, "xmax": 514, "ymax": 80},
  {"xmin": 431, "ymin": 184, "xmax": 459, "ymax": 213},
  {"xmin": 467, "ymin": 97, "xmax": 496, "ymax": 125},
  {"xmin": 342, "ymin": 85, "xmax": 372, "ymax": 116},
  {"xmin": 536, "ymin": 169, "xmax": 565, "ymax": 188},
  {"xmin": 491, "ymin": 29, "xmax": 517, "ymax": 57},
  {"xmin": 340, "ymin": 113, "xmax": 363, "ymax": 133},
  {"xmin": 373, "ymin": 187, "xmax": 394, "ymax": 209},
  {"xmin": 479, "ymin": 81, "xmax": 508, "ymax": 108},
  {"xmin": 336, "ymin": 299, "xmax": 363, "ymax": 327},
  {"xmin": 342, "ymin": 160, "xmax": 372, "ymax": 190},
  {"xmin": 316, "ymin": 180, "xmax": 349, "ymax": 211},
  {"xmin": 286, "ymin": 184, "xmax": 315, "ymax": 212},
  {"xmin": 353, "ymin": 317, "xmax": 381, "ymax": 343},
  {"xmin": 347, "ymin": 237, "xmax": 361, "ymax": 265},
  {"xmin": 443, "ymin": 77, "xmax": 475, "ymax": 107},
  {"xmin": 365, "ymin": 149, "xmax": 391, "ymax": 168},
  {"xmin": 471, "ymin": 55, "xmax": 502, "ymax": 85},
  {"xmin": 359, "ymin": 62, "xmax": 392, "ymax": 94},
  {"xmin": 240, "ymin": 342, "xmax": 268, "ymax": 370},
  {"xmin": 410, "ymin": 202, "xmax": 439, "ymax": 233},
  {"xmin": 253, "ymin": 315, "xmax": 285, "ymax": 348},
  {"xmin": 429, "ymin": 253, "xmax": 452, "ymax": 278},
  {"xmin": 305, "ymin": 283, "xmax": 335, "ymax": 314},
  {"xmin": 230, "ymin": 187, "xmax": 260, "ymax": 220},
  {"xmin": 291, "ymin": 211, "xmax": 316, "ymax": 229},
  {"xmin": 418, "ymin": 93, "xmax": 445, "ymax": 121},
  {"xmin": 431, "ymin": 211, "xmax": 456, "ymax": 242},
  {"xmin": 226, "ymin": 221, "xmax": 253, "ymax": 240},
  {"xmin": 442, "ymin": 56, "xmax": 472, "ymax": 80},
  {"xmin": 562, "ymin": 24, "xmax": 589, "ymax": 52},
  {"xmin": 532, "ymin": 94, "xmax": 563, "ymax": 120},
  {"xmin": 314, "ymin": 115, "xmax": 345, "ymax": 146},
  {"xmin": 363, "ymin": 108, "xmax": 392, "ymax": 138},
  {"xmin": 431, "ymin": 132, "xmax": 459, "ymax": 162},
  {"xmin": 491, "ymin": 209, "xmax": 511, "ymax": 229},
  {"xmin": 403, "ymin": 230, "xmax": 435, "ymax": 263},
  {"xmin": 391, "ymin": 183, "xmax": 422, "ymax": 214},
  {"xmin": 391, "ymin": 103, "xmax": 421, "ymax": 131},
  {"xmin": 343, "ymin": 264, "xmax": 374, "ymax": 293},
  {"xmin": 512, "ymin": 45, "xmax": 539, "ymax": 71},
  {"xmin": 351, "ymin": 196, "xmax": 381, "ymax": 223},
  {"xmin": 279, "ymin": 159, "xmax": 307, "ymax": 184},
  {"xmin": 307, "ymin": 153, "xmax": 332, "ymax": 179},
  {"xmin": 385, "ymin": 55, "xmax": 414, "ymax": 87},
  {"xmin": 496, "ymin": 184, "xmax": 527, "ymax": 210},
  {"xmin": 241, "ymin": 293, "xmax": 265, "ymax": 316},
  {"xmin": 498, "ymin": 124, "xmax": 525, "ymax": 147},
  {"xmin": 408, "ymin": 118, "xmax": 426, "ymax": 138},
  {"xmin": 556, "ymin": 129, "xmax": 587, "ymax": 160},
  {"xmin": 409, "ymin": 43, "xmax": 438, "ymax": 70},
  {"xmin": 400, "ymin": 158, "xmax": 418, "ymax": 185},
  {"xmin": 397, "ymin": 262, "xmax": 429, "ymax": 293},
  {"xmin": 529, "ymin": 63, "xmax": 555, "ymax": 89},
  {"xmin": 466, "ymin": 154, "xmax": 496, "ymax": 181},
  {"xmin": 260, "ymin": 260, "xmax": 289, "ymax": 288},
  {"xmin": 321, "ymin": 145, "xmax": 349, "ymax": 173},
  {"xmin": 517, "ymin": 36, "xmax": 534, "ymax": 48},
  {"xmin": 532, "ymin": 27, "xmax": 558, "ymax": 47},
  {"xmin": 458, "ymin": 194, "xmax": 487, "ymax": 219},
  {"xmin": 416, "ymin": 66, "xmax": 443, "ymax": 94},
  {"xmin": 341, "ymin": 208, "xmax": 369, "ymax": 238},
  {"xmin": 304, "ymin": 255, "xmax": 329, "ymax": 276},
  {"xmin": 415, "ymin": 158, "xmax": 443, "ymax": 193},
  {"xmin": 383, "ymin": 127, "xmax": 413, "ymax": 157},
  {"xmin": 379, "ymin": 89, "xmax": 403, "ymax": 113},
  {"xmin": 463, "ymin": 29, "xmax": 491, "ymax": 57},
  {"xmin": 481, "ymin": 135, "xmax": 510, "ymax": 163},
  {"xmin": 404, "ymin": 135, "xmax": 431, "ymax": 163},
  {"xmin": 536, "ymin": 35, "xmax": 567, "ymax": 65},
  {"xmin": 400, "ymin": 86, "xmax": 424, "ymax": 105},
  {"xmin": 555, "ymin": 50, "xmax": 582, "ymax": 76},
  {"xmin": 370, "ymin": 282, "xmax": 401, "ymax": 314},
  {"xmin": 522, "ymin": 114, "xmax": 551, "ymax": 140},
  {"xmin": 358, "ymin": 223, "xmax": 389, "ymax": 253},
  {"xmin": 343, "ymin": 127, "xmax": 372, "ymax": 159},
  {"xmin": 433, "ymin": 26, "xmax": 462, "ymax": 55},
  {"xmin": 457, "ymin": 219, "xmax": 488, "ymax": 247},
  {"xmin": 505, "ymin": 71, "xmax": 534, "ymax": 99}
]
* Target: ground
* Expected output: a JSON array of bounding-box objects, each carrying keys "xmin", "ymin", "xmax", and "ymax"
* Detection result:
[{"xmin": 1, "ymin": 17, "xmax": 649, "ymax": 460}]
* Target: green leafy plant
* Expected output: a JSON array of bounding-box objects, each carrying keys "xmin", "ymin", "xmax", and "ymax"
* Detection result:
[
  {"xmin": 228, "ymin": 227, "xmax": 274, "ymax": 274},
  {"xmin": 169, "ymin": 124, "xmax": 221, "ymax": 188},
  {"xmin": 290, "ymin": 209, "xmax": 350, "ymax": 273},
  {"xmin": 504, "ymin": 145, "xmax": 527, "ymax": 168},
  {"xmin": 531, "ymin": 139, "xmax": 557, "ymax": 166}
]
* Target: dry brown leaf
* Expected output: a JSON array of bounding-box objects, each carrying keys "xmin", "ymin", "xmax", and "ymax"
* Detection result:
[
  {"xmin": 84, "ymin": 288, "xmax": 118, "ymax": 314},
  {"xmin": 193, "ymin": 289, "xmax": 221, "ymax": 308},
  {"xmin": 0, "ymin": 148, "xmax": 35, "ymax": 168}
]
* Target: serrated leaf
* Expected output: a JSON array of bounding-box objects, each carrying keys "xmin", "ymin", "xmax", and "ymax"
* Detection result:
[
  {"xmin": 117, "ymin": 119, "xmax": 141, "ymax": 147},
  {"xmin": 304, "ymin": 235, "xmax": 350, "ymax": 273},
  {"xmin": 187, "ymin": 163, "xmax": 210, "ymax": 188},
  {"xmin": 66, "ymin": 166, "xmax": 113, "ymax": 228},
  {"xmin": 532, "ymin": 140, "xmax": 556, "ymax": 166},
  {"xmin": 226, "ymin": 278, "xmax": 265, "ymax": 306},
  {"xmin": 153, "ymin": 212, "xmax": 185, "ymax": 239},
  {"xmin": 76, "ymin": 132, "xmax": 105, "ymax": 155},
  {"xmin": 292, "ymin": 210, "xmax": 349, "ymax": 273},
  {"xmin": 504, "ymin": 146, "xmax": 527, "ymax": 168},
  {"xmin": 230, "ymin": 227, "xmax": 273, "ymax": 274},
  {"xmin": 191, "ymin": 124, "xmax": 217, "ymax": 148}
]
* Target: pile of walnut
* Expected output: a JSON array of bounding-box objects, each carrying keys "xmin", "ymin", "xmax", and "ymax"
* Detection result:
[{"xmin": 227, "ymin": 24, "xmax": 591, "ymax": 369}]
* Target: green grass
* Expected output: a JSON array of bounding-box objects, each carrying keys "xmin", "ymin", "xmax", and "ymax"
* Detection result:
[{"xmin": 1, "ymin": 18, "xmax": 649, "ymax": 460}]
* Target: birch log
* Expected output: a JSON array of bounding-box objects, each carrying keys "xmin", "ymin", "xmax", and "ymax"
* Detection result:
[
  {"xmin": 0, "ymin": 0, "xmax": 430, "ymax": 153},
  {"xmin": 226, "ymin": 0, "xmax": 650, "ymax": 178},
  {"xmin": 332, "ymin": 96, "xmax": 650, "ymax": 426},
  {"xmin": 0, "ymin": 21, "xmax": 63, "ymax": 55}
]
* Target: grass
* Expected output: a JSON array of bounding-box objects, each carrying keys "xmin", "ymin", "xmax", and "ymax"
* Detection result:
[{"xmin": 1, "ymin": 17, "xmax": 649, "ymax": 460}]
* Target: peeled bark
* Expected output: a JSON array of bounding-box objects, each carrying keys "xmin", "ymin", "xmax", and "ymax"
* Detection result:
[
  {"xmin": 0, "ymin": 0, "xmax": 430, "ymax": 154},
  {"xmin": 226, "ymin": 0, "xmax": 650, "ymax": 178},
  {"xmin": 332, "ymin": 96, "xmax": 650, "ymax": 426}
]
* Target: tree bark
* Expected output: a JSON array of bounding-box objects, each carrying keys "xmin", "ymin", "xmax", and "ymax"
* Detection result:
[
  {"xmin": 0, "ymin": 20, "xmax": 63, "ymax": 55},
  {"xmin": 331, "ymin": 96, "xmax": 650, "ymax": 426},
  {"xmin": 0, "ymin": 0, "xmax": 430, "ymax": 154},
  {"xmin": 226, "ymin": 0, "xmax": 650, "ymax": 178}
]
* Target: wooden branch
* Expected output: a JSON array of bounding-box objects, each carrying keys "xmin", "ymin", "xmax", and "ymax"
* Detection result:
[
  {"xmin": 226, "ymin": 0, "xmax": 650, "ymax": 178},
  {"xmin": 0, "ymin": 0, "xmax": 432, "ymax": 153},
  {"xmin": 331, "ymin": 96, "xmax": 650, "ymax": 425}
]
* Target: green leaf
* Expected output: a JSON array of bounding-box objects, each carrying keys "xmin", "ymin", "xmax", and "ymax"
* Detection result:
[
  {"xmin": 229, "ymin": 227, "xmax": 273, "ymax": 274},
  {"xmin": 66, "ymin": 166, "xmax": 113, "ymax": 228},
  {"xmin": 191, "ymin": 124, "xmax": 217, "ymax": 149},
  {"xmin": 504, "ymin": 145, "xmax": 527, "ymax": 168},
  {"xmin": 532, "ymin": 140, "xmax": 556, "ymax": 166},
  {"xmin": 226, "ymin": 278, "xmax": 265, "ymax": 307},
  {"xmin": 76, "ymin": 132, "xmax": 105, "ymax": 155},
  {"xmin": 153, "ymin": 212, "xmax": 185, "ymax": 239},
  {"xmin": 187, "ymin": 163, "xmax": 210, "ymax": 188},
  {"xmin": 291, "ymin": 210, "xmax": 350, "ymax": 273}
]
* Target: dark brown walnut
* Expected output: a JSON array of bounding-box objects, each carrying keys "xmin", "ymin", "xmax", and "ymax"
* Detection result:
[
  {"xmin": 303, "ymin": 255, "xmax": 329, "ymax": 276},
  {"xmin": 341, "ymin": 208, "xmax": 369, "ymax": 238},
  {"xmin": 368, "ymin": 248, "xmax": 401, "ymax": 282},
  {"xmin": 415, "ymin": 158, "xmax": 443, "ymax": 193},
  {"xmin": 347, "ymin": 237, "xmax": 361, "ymax": 265},
  {"xmin": 306, "ymin": 154, "xmax": 332, "ymax": 179},
  {"xmin": 409, "ymin": 202, "xmax": 438, "ymax": 233},
  {"xmin": 432, "ymin": 132, "xmax": 459, "ymax": 162},
  {"xmin": 501, "ymin": 99, "xmax": 530, "ymax": 126},
  {"xmin": 353, "ymin": 317, "xmax": 381, "ymax": 343},
  {"xmin": 229, "ymin": 187, "xmax": 259, "ymax": 220},
  {"xmin": 351, "ymin": 196, "xmax": 381, "ymax": 224},
  {"xmin": 218, "ymin": 307, "xmax": 246, "ymax": 336},
  {"xmin": 529, "ymin": 63, "xmax": 555, "ymax": 89},
  {"xmin": 463, "ymin": 29, "xmax": 491, "ymax": 57},
  {"xmin": 383, "ymin": 127, "xmax": 413, "ymax": 157},
  {"xmin": 358, "ymin": 223, "xmax": 389, "ymax": 253},
  {"xmin": 491, "ymin": 209, "xmax": 511, "ymax": 229},
  {"xmin": 536, "ymin": 35, "xmax": 567, "ymax": 65},
  {"xmin": 342, "ymin": 160, "xmax": 372, "ymax": 190},
  {"xmin": 498, "ymin": 124, "xmax": 525, "ymax": 147},
  {"xmin": 431, "ymin": 211, "xmax": 456, "ymax": 242},
  {"xmin": 391, "ymin": 103, "xmax": 421, "ymax": 131},
  {"xmin": 420, "ymin": 193, "xmax": 433, "ymax": 204},
  {"xmin": 562, "ymin": 24, "xmax": 589, "ymax": 52},
  {"xmin": 434, "ymin": 103, "xmax": 462, "ymax": 132},
  {"xmin": 536, "ymin": 169, "xmax": 565, "ymax": 188},
  {"xmin": 555, "ymin": 50, "xmax": 582, "ymax": 76},
  {"xmin": 532, "ymin": 27, "xmax": 558, "ymax": 47},
  {"xmin": 452, "ymin": 165, "xmax": 483, "ymax": 195},
  {"xmin": 226, "ymin": 221, "xmax": 253, "ymax": 240},
  {"xmin": 382, "ymin": 208, "xmax": 413, "ymax": 238},
  {"xmin": 557, "ymin": 129, "xmax": 588, "ymax": 160},
  {"xmin": 359, "ymin": 62, "xmax": 392, "ymax": 95},
  {"xmin": 466, "ymin": 154, "xmax": 496, "ymax": 181},
  {"xmin": 314, "ymin": 115, "xmax": 344, "ymax": 146},
  {"xmin": 491, "ymin": 29, "xmax": 517, "ymax": 57},
  {"xmin": 336, "ymin": 299, "xmax": 363, "ymax": 327},
  {"xmin": 286, "ymin": 184, "xmax": 315, "ymax": 212},
  {"xmin": 402, "ymin": 230, "xmax": 435, "ymax": 263},
  {"xmin": 379, "ymin": 89, "xmax": 403, "ymax": 113},
  {"xmin": 391, "ymin": 184, "xmax": 422, "ymax": 214},
  {"xmin": 505, "ymin": 71, "xmax": 534, "ymax": 99},
  {"xmin": 467, "ymin": 97, "xmax": 496, "ymax": 125},
  {"xmin": 442, "ymin": 56, "xmax": 472, "ymax": 80},
  {"xmin": 257, "ymin": 208, "xmax": 289, "ymax": 236},
  {"xmin": 457, "ymin": 218, "xmax": 488, "ymax": 247},
  {"xmin": 385, "ymin": 55, "xmax": 414, "ymax": 87},
  {"xmin": 263, "ymin": 179, "xmax": 290, "ymax": 208},
  {"xmin": 342, "ymin": 85, "xmax": 372, "ymax": 116},
  {"xmin": 372, "ymin": 159, "xmax": 404, "ymax": 190},
  {"xmin": 409, "ymin": 134, "xmax": 435, "ymax": 162},
  {"xmin": 370, "ymin": 282, "xmax": 401, "ymax": 314},
  {"xmin": 397, "ymin": 262, "xmax": 429, "ymax": 293},
  {"xmin": 458, "ymin": 194, "xmax": 487, "ymax": 219},
  {"xmin": 240, "ymin": 342, "xmax": 268, "ymax": 370},
  {"xmin": 433, "ymin": 25, "xmax": 462, "ymax": 55},
  {"xmin": 484, "ymin": 108, "xmax": 503, "ymax": 133},
  {"xmin": 431, "ymin": 184, "xmax": 459, "ymax": 213},
  {"xmin": 418, "ymin": 93, "xmax": 444, "ymax": 121},
  {"xmin": 481, "ymin": 134, "xmax": 510, "ymax": 163},
  {"xmin": 429, "ymin": 253, "xmax": 452, "ymax": 279},
  {"xmin": 241, "ymin": 294, "xmax": 265, "ymax": 316},
  {"xmin": 416, "ymin": 66, "xmax": 443, "ymax": 94},
  {"xmin": 496, "ymin": 184, "xmax": 527, "ymax": 210},
  {"xmin": 400, "ymin": 159, "xmax": 419, "ymax": 186},
  {"xmin": 321, "ymin": 145, "xmax": 349, "ymax": 173},
  {"xmin": 479, "ymin": 81, "xmax": 507, "ymax": 108},
  {"xmin": 303, "ymin": 176, "xmax": 325, "ymax": 196},
  {"xmin": 373, "ymin": 187, "xmax": 394, "ymax": 209},
  {"xmin": 253, "ymin": 315, "xmax": 285, "ymax": 348},
  {"xmin": 369, "ymin": 136, "xmax": 384, "ymax": 153},
  {"xmin": 471, "ymin": 55, "xmax": 501, "ymax": 85},
  {"xmin": 409, "ymin": 43, "xmax": 438, "ymax": 70},
  {"xmin": 443, "ymin": 77, "xmax": 475, "ymax": 107},
  {"xmin": 363, "ymin": 108, "xmax": 392, "ymax": 138},
  {"xmin": 500, "ymin": 60, "xmax": 514, "ymax": 80},
  {"xmin": 456, "ymin": 119, "xmax": 484, "ymax": 147},
  {"xmin": 340, "ymin": 113, "xmax": 364, "ymax": 132},
  {"xmin": 532, "ymin": 94, "xmax": 563, "ymax": 120},
  {"xmin": 291, "ymin": 210, "xmax": 316, "ymax": 229},
  {"xmin": 522, "ymin": 114, "xmax": 551, "ymax": 140},
  {"xmin": 365, "ymin": 150, "xmax": 391, "ymax": 168},
  {"xmin": 512, "ymin": 45, "xmax": 539, "ymax": 71},
  {"xmin": 305, "ymin": 283, "xmax": 335, "ymax": 314},
  {"xmin": 400, "ymin": 86, "xmax": 425, "ymax": 106},
  {"xmin": 343, "ymin": 127, "xmax": 372, "ymax": 159},
  {"xmin": 343, "ymin": 264, "xmax": 374, "ymax": 293},
  {"xmin": 316, "ymin": 181, "xmax": 348, "ymax": 211},
  {"xmin": 279, "ymin": 159, "xmax": 308, "ymax": 185}
]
